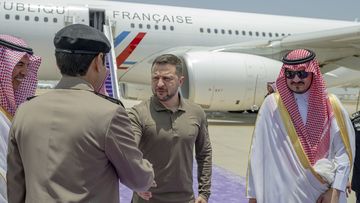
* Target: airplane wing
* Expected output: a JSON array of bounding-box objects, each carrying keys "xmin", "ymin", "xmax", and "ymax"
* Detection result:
[
  {"xmin": 210, "ymin": 24, "xmax": 360, "ymax": 87},
  {"xmin": 213, "ymin": 24, "xmax": 360, "ymax": 71}
]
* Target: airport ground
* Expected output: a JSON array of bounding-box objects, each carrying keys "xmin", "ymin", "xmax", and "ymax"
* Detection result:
[{"xmin": 36, "ymin": 89, "xmax": 358, "ymax": 202}]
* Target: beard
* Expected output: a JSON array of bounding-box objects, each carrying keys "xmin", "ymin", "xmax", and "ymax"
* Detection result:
[
  {"xmin": 153, "ymin": 88, "xmax": 178, "ymax": 102},
  {"xmin": 290, "ymin": 83, "xmax": 310, "ymax": 94}
]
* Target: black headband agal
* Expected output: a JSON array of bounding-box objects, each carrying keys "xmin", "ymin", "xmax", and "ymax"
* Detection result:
[
  {"xmin": 0, "ymin": 38, "xmax": 33, "ymax": 55},
  {"xmin": 282, "ymin": 49, "xmax": 315, "ymax": 65}
]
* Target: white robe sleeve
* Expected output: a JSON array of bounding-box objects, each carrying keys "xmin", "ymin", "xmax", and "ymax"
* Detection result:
[
  {"xmin": 329, "ymin": 96, "xmax": 355, "ymax": 192},
  {"xmin": 331, "ymin": 130, "xmax": 350, "ymax": 191}
]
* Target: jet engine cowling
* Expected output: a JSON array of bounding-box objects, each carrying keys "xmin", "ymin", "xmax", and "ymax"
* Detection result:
[{"xmin": 180, "ymin": 51, "xmax": 282, "ymax": 111}]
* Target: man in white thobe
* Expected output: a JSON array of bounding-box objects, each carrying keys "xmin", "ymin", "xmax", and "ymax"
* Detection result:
[
  {"xmin": 0, "ymin": 35, "xmax": 41, "ymax": 202},
  {"xmin": 247, "ymin": 49, "xmax": 355, "ymax": 203}
]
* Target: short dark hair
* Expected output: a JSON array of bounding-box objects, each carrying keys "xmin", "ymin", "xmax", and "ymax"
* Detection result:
[
  {"xmin": 151, "ymin": 54, "xmax": 183, "ymax": 76},
  {"xmin": 55, "ymin": 52, "xmax": 105, "ymax": 76}
]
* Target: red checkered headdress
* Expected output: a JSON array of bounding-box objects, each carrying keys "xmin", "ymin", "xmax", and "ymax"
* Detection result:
[
  {"xmin": 0, "ymin": 35, "xmax": 41, "ymax": 116},
  {"xmin": 276, "ymin": 49, "xmax": 332, "ymax": 165}
]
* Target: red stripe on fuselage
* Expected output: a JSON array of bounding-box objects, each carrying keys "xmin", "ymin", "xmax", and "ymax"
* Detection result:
[{"xmin": 116, "ymin": 32, "xmax": 146, "ymax": 68}]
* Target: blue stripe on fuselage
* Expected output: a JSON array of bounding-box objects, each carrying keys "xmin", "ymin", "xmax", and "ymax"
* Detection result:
[{"xmin": 114, "ymin": 31, "xmax": 131, "ymax": 47}]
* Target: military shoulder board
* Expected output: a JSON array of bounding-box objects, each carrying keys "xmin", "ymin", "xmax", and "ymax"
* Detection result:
[{"xmin": 94, "ymin": 92, "xmax": 124, "ymax": 107}]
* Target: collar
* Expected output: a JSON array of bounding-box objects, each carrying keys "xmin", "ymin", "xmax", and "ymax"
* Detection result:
[
  {"xmin": 55, "ymin": 76, "xmax": 94, "ymax": 91},
  {"xmin": 293, "ymin": 91, "xmax": 309, "ymax": 104},
  {"xmin": 151, "ymin": 94, "xmax": 186, "ymax": 112}
]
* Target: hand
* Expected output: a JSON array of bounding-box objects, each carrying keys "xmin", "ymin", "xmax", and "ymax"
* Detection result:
[
  {"xmin": 316, "ymin": 188, "xmax": 340, "ymax": 203},
  {"xmin": 137, "ymin": 191, "xmax": 152, "ymax": 200},
  {"xmin": 195, "ymin": 196, "xmax": 207, "ymax": 203},
  {"xmin": 137, "ymin": 181, "xmax": 157, "ymax": 201},
  {"xmin": 346, "ymin": 181, "xmax": 352, "ymax": 198},
  {"xmin": 249, "ymin": 198, "xmax": 257, "ymax": 203}
]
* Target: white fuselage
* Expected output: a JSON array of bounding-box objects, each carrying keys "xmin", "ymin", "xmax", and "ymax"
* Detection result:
[
  {"xmin": 0, "ymin": 0, "xmax": 357, "ymax": 79},
  {"xmin": 0, "ymin": 0, "xmax": 358, "ymax": 110}
]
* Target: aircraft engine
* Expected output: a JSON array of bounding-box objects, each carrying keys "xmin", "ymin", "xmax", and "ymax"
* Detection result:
[{"xmin": 180, "ymin": 51, "xmax": 282, "ymax": 111}]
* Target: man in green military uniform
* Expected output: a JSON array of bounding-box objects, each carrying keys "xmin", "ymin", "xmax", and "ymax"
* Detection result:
[
  {"xmin": 7, "ymin": 24, "xmax": 154, "ymax": 203},
  {"xmin": 129, "ymin": 54, "xmax": 212, "ymax": 203}
]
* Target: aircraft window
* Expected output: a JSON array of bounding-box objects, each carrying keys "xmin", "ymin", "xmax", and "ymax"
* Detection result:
[
  {"xmin": 5, "ymin": 14, "xmax": 10, "ymax": 20},
  {"xmin": 249, "ymin": 31, "xmax": 253, "ymax": 36},
  {"xmin": 154, "ymin": 25, "xmax": 159, "ymax": 30},
  {"xmin": 214, "ymin": 29, "xmax": 218, "ymax": 34},
  {"xmin": 275, "ymin": 33, "xmax": 279, "ymax": 37},
  {"xmin": 255, "ymin": 31, "xmax": 259, "ymax": 37},
  {"xmin": 281, "ymin": 33, "xmax": 285, "ymax": 36},
  {"xmin": 162, "ymin": 25, "xmax": 166, "ymax": 30},
  {"xmin": 139, "ymin": 24, "xmax": 143, "ymax": 29},
  {"xmin": 207, "ymin": 28, "xmax": 211, "ymax": 33},
  {"xmin": 170, "ymin": 26, "xmax": 174, "ymax": 31},
  {"xmin": 15, "ymin": 15, "xmax": 20, "ymax": 20},
  {"xmin": 200, "ymin": 28, "xmax": 204, "ymax": 33},
  {"xmin": 228, "ymin": 30, "xmax": 232, "ymax": 35},
  {"xmin": 25, "ymin": 16, "xmax": 30, "ymax": 21},
  {"xmin": 268, "ymin": 32, "xmax": 273, "ymax": 37},
  {"xmin": 130, "ymin": 23, "xmax": 135, "ymax": 28},
  {"xmin": 44, "ymin": 17, "xmax": 48, "ymax": 22},
  {"xmin": 221, "ymin": 29, "xmax": 225, "ymax": 34},
  {"xmin": 34, "ymin": 16, "xmax": 39, "ymax": 22},
  {"xmin": 242, "ymin": 30, "xmax": 246, "ymax": 35},
  {"xmin": 147, "ymin": 24, "xmax": 151, "ymax": 29},
  {"xmin": 262, "ymin": 32, "xmax": 266, "ymax": 37},
  {"xmin": 235, "ymin": 30, "xmax": 239, "ymax": 35},
  {"xmin": 53, "ymin": 18, "xmax": 58, "ymax": 23}
]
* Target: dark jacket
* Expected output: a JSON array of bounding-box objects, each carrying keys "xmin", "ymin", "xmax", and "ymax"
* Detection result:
[{"xmin": 351, "ymin": 111, "xmax": 360, "ymax": 192}]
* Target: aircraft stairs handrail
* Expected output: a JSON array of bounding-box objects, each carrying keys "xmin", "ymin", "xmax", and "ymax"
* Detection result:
[{"xmin": 103, "ymin": 19, "xmax": 121, "ymax": 100}]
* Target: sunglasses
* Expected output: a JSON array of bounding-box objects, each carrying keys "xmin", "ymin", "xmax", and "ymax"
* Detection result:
[{"xmin": 284, "ymin": 70, "xmax": 309, "ymax": 79}]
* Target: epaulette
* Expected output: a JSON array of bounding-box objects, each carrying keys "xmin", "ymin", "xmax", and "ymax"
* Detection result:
[
  {"xmin": 351, "ymin": 111, "xmax": 360, "ymax": 121},
  {"xmin": 351, "ymin": 111, "xmax": 360, "ymax": 131},
  {"xmin": 26, "ymin": 96, "xmax": 37, "ymax": 101},
  {"xmin": 94, "ymin": 92, "xmax": 124, "ymax": 107}
]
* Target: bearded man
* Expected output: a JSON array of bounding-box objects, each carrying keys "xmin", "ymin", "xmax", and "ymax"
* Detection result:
[
  {"xmin": 129, "ymin": 54, "xmax": 212, "ymax": 203},
  {"xmin": 0, "ymin": 34, "xmax": 41, "ymax": 202}
]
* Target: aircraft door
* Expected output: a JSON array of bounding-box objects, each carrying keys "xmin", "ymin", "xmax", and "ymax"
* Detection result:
[
  {"xmin": 243, "ymin": 62, "xmax": 267, "ymax": 111},
  {"xmin": 65, "ymin": 6, "xmax": 89, "ymax": 25},
  {"xmin": 89, "ymin": 9, "xmax": 105, "ymax": 31}
]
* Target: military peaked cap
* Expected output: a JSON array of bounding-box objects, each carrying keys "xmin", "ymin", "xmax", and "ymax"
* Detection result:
[{"xmin": 54, "ymin": 24, "xmax": 111, "ymax": 54}]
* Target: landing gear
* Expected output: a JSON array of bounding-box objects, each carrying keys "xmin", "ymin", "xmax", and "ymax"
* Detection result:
[{"xmin": 247, "ymin": 105, "xmax": 259, "ymax": 113}]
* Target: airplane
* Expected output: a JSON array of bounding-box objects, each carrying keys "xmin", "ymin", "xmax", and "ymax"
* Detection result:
[{"xmin": 1, "ymin": 0, "xmax": 360, "ymax": 111}]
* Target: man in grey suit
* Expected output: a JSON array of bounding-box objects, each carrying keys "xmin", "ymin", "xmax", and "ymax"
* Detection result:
[{"xmin": 7, "ymin": 24, "xmax": 154, "ymax": 203}]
